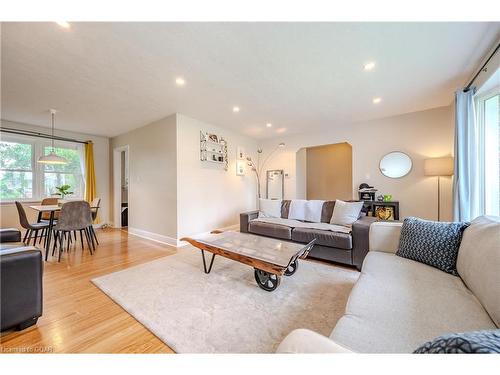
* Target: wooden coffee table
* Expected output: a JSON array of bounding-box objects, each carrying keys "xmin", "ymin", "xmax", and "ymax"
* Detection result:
[{"xmin": 181, "ymin": 231, "xmax": 315, "ymax": 292}]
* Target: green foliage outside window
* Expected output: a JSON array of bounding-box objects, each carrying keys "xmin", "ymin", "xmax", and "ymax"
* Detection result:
[
  {"xmin": 0, "ymin": 141, "xmax": 84, "ymax": 200},
  {"xmin": 43, "ymin": 146, "xmax": 83, "ymax": 197},
  {"xmin": 0, "ymin": 141, "xmax": 33, "ymax": 199}
]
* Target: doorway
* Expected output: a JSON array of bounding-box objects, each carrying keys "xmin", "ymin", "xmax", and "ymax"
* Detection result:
[
  {"xmin": 113, "ymin": 145, "xmax": 129, "ymax": 228},
  {"xmin": 296, "ymin": 142, "xmax": 353, "ymax": 200}
]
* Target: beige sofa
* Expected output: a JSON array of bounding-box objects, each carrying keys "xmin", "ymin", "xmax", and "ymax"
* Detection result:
[{"xmin": 277, "ymin": 216, "xmax": 500, "ymax": 353}]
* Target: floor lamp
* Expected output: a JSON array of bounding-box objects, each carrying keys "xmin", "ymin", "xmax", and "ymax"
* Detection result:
[
  {"xmin": 424, "ymin": 157, "xmax": 454, "ymax": 221},
  {"xmin": 246, "ymin": 142, "xmax": 285, "ymax": 199}
]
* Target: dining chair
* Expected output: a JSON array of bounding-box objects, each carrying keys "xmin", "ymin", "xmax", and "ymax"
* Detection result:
[
  {"xmin": 40, "ymin": 197, "xmax": 58, "ymax": 219},
  {"xmin": 15, "ymin": 201, "xmax": 50, "ymax": 246},
  {"xmin": 89, "ymin": 197, "xmax": 101, "ymax": 245},
  {"xmin": 51, "ymin": 201, "xmax": 95, "ymax": 262},
  {"xmin": 36, "ymin": 197, "xmax": 59, "ymax": 244}
]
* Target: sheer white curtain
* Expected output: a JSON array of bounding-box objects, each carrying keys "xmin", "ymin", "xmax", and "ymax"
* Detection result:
[
  {"xmin": 77, "ymin": 143, "xmax": 86, "ymax": 191},
  {"xmin": 453, "ymin": 89, "xmax": 484, "ymax": 221}
]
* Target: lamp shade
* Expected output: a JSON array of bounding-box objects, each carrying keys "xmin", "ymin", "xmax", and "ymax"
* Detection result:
[{"xmin": 424, "ymin": 157, "xmax": 454, "ymax": 176}]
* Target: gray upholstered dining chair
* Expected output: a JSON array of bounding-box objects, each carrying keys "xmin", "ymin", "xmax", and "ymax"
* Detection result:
[
  {"xmin": 15, "ymin": 201, "xmax": 50, "ymax": 246},
  {"xmin": 51, "ymin": 201, "xmax": 95, "ymax": 262}
]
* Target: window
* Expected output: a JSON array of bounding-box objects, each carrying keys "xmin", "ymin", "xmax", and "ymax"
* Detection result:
[
  {"xmin": 0, "ymin": 134, "xmax": 85, "ymax": 202},
  {"xmin": 0, "ymin": 140, "xmax": 34, "ymax": 199},
  {"xmin": 42, "ymin": 146, "xmax": 84, "ymax": 199},
  {"xmin": 476, "ymin": 87, "xmax": 500, "ymax": 216}
]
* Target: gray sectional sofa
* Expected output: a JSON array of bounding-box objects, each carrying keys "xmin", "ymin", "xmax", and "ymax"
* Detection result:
[{"xmin": 240, "ymin": 200, "xmax": 377, "ymax": 270}]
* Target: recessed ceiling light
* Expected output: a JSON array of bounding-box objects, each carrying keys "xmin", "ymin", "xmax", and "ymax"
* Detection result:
[
  {"xmin": 372, "ymin": 97, "xmax": 382, "ymax": 104},
  {"xmin": 364, "ymin": 61, "xmax": 376, "ymax": 71},
  {"xmin": 233, "ymin": 106, "xmax": 240, "ymax": 113},
  {"xmin": 175, "ymin": 77, "xmax": 186, "ymax": 86},
  {"xmin": 56, "ymin": 21, "xmax": 70, "ymax": 29},
  {"xmin": 266, "ymin": 123, "xmax": 273, "ymax": 128}
]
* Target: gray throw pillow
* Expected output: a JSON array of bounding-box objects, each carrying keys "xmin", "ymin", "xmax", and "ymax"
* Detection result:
[
  {"xmin": 414, "ymin": 329, "xmax": 500, "ymax": 354},
  {"xmin": 396, "ymin": 217, "xmax": 469, "ymax": 275}
]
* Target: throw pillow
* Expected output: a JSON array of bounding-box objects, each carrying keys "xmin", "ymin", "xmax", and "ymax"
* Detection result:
[
  {"xmin": 414, "ymin": 329, "xmax": 500, "ymax": 354},
  {"xmin": 396, "ymin": 217, "xmax": 469, "ymax": 276},
  {"xmin": 258, "ymin": 198, "xmax": 282, "ymax": 218},
  {"xmin": 304, "ymin": 200, "xmax": 325, "ymax": 223},
  {"xmin": 330, "ymin": 200, "xmax": 364, "ymax": 226},
  {"xmin": 288, "ymin": 199, "xmax": 308, "ymax": 221}
]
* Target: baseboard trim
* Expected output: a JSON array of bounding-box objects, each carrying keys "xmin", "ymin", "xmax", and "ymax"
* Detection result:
[
  {"xmin": 176, "ymin": 224, "xmax": 240, "ymax": 247},
  {"xmin": 127, "ymin": 227, "xmax": 178, "ymax": 248}
]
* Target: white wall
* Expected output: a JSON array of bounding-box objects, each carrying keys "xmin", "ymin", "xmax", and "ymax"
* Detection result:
[
  {"xmin": 0, "ymin": 119, "xmax": 110, "ymax": 229},
  {"xmin": 176, "ymin": 114, "xmax": 258, "ymax": 238},
  {"xmin": 259, "ymin": 105, "xmax": 454, "ymax": 221},
  {"xmin": 110, "ymin": 114, "xmax": 177, "ymax": 242}
]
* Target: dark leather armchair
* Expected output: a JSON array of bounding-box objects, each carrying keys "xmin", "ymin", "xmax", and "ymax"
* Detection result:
[{"xmin": 0, "ymin": 228, "xmax": 43, "ymax": 331}]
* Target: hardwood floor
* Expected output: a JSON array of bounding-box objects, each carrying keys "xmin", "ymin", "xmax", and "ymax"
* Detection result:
[{"xmin": 0, "ymin": 228, "xmax": 177, "ymax": 353}]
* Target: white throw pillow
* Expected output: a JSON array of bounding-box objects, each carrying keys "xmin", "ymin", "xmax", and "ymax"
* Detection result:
[
  {"xmin": 330, "ymin": 200, "xmax": 363, "ymax": 226},
  {"xmin": 258, "ymin": 198, "xmax": 282, "ymax": 218},
  {"xmin": 304, "ymin": 200, "xmax": 325, "ymax": 223},
  {"xmin": 288, "ymin": 199, "xmax": 308, "ymax": 221}
]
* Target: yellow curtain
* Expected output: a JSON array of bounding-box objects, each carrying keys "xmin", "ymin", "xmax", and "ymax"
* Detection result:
[{"xmin": 84, "ymin": 141, "xmax": 99, "ymax": 223}]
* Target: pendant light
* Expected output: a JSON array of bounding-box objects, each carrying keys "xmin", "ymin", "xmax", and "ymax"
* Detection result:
[{"xmin": 37, "ymin": 109, "xmax": 68, "ymax": 165}]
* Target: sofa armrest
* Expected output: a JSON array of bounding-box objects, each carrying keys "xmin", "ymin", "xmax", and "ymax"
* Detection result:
[
  {"xmin": 351, "ymin": 216, "xmax": 378, "ymax": 270},
  {"xmin": 369, "ymin": 221, "xmax": 403, "ymax": 254},
  {"xmin": 0, "ymin": 247, "xmax": 43, "ymax": 331},
  {"xmin": 240, "ymin": 210, "xmax": 259, "ymax": 233},
  {"xmin": 276, "ymin": 329, "xmax": 354, "ymax": 353},
  {"xmin": 0, "ymin": 228, "xmax": 22, "ymax": 243}
]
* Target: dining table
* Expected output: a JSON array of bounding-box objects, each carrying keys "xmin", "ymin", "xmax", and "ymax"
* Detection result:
[{"xmin": 29, "ymin": 204, "xmax": 98, "ymax": 261}]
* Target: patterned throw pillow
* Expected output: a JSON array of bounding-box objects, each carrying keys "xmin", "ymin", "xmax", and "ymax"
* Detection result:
[
  {"xmin": 414, "ymin": 329, "xmax": 500, "ymax": 353},
  {"xmin": 396, "ymin": 217, "xmax": 469, "ymax": 275}
]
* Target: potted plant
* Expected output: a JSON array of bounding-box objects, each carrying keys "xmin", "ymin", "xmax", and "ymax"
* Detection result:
[{"xmin": 54, "ymin": 184, "xmax": 74, "ymax": 206}]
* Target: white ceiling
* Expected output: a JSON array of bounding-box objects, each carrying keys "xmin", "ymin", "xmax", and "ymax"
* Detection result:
[{"xmin": 1, "ymin": 22, "xmax": 499, "ymax": 139}]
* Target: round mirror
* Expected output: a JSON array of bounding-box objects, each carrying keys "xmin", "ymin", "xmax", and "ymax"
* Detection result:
[{"xmin": 379, "ymin": 151, "xmax": 412, "ymax": 178}]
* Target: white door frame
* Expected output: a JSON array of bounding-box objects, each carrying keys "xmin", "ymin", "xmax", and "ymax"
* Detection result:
[{"xmin": 113, "ymin": 145, "xmax": 129, "ymax": 228}]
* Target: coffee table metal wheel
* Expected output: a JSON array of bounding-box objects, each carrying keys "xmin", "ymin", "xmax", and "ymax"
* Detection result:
[
  {"xmin": 254, "ymin": 269, "xmax": 281, "ymax": 292},
  {"xmin": 284, "ymin": 260, "xmax": 298, "ymax": 276}
]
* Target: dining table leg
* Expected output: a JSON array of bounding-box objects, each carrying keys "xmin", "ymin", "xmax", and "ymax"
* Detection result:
[{"xmin": 45, "ymin": 211, "xmax": 55, "ymax": 261}]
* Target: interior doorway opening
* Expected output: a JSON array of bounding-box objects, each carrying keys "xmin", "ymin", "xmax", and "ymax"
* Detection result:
[{"xmin": 296, "ymin": 142, "xmax": 353, "ymax": 200}]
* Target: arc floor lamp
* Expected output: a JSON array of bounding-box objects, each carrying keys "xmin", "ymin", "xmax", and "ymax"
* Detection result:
[{"xmin": 424, "ymin": 156, "xmax": 454, "ymax": 221}]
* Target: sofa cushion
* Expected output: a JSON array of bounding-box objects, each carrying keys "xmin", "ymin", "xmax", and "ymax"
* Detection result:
[
  {"xmin": 413, "ymin": 329, "xmax": 500, "ymax": 354},
  {"xmin": 304, "ymin": 200, "xmax": 325, "ymax": 223},
  {"xmin": 330, "ymin": 251, "xmax": 496, "ymax": 353},
  {"xmin": 330, "ymin": 200, "xmax": 364, "ymax": 226},
  {"xmin": 248, "ymin": 220, "xmax": 292, "ymax": 240},
  {"xmin": 396, "ymin": 217, "xmax": 469, "ymax": 276},
  {"xmin": 0, "ymin": 228, "xmax": 22, "ymax": 243},
  {"xmin": 281, "ymin": 200, "xmax": 291, "ymax": 219},
  {"xmin": 258, "ymin": 198, "xmax": 282, "ymax": 218},
  {"xmin": 321, "ymin": 201, "xmax": 336, "ymax": 223},
  {"xmin": 292, "ymin": 228, "xmax": 352, "ymax": 250},
  {"xmin": 282, "ymin": 200, "xmax": 360, "ymax": 223},
  {"xmin": 457, "ymin": 216, "xmax": 500, "ymax": 327}
]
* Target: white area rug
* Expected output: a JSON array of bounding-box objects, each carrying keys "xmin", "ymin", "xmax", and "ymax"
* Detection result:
[{"xmin": 92, "ymin": 247, "xmax": 359, "ymax": 353}]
